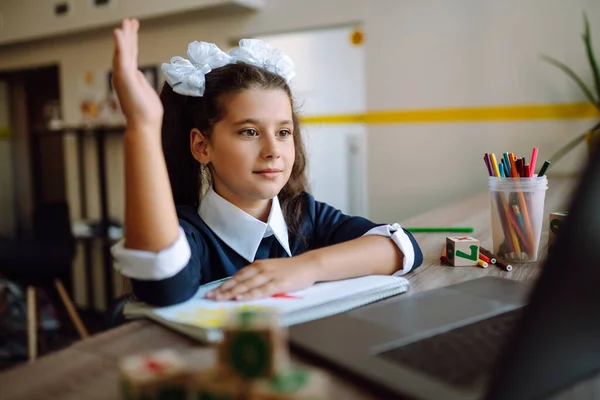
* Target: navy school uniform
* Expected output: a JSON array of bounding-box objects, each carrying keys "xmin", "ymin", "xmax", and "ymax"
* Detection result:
[{"xmin": 112, "ymin": 187, "xmax": 423, "ymax": 306}]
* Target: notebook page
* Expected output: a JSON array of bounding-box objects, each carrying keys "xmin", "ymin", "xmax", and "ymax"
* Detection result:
[{"xmin": 152, "ymin": 275, "xmax": 408, "ymax": 330}]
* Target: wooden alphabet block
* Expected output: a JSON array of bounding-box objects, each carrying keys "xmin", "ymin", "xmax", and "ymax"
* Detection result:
[
  {"xmin": 119, "ymin": 349, "xmax": 190, "ymax": 400},
  {"xmin": 218, "ymin": 309, "xmax": 289, "ymax": 380},
  {"xmin": 249, "ymin": 368, "xmax": 329, "ymax": 400},
  {"xmin": 548, "ymin": 212, "xmax": 568, "ymax": 249},
  {"xmin": 189, "ymin": 366, "xmax": 245, "ymax": 400},
  {"xmin": 445, "ymin": 236, "xmax": 480, "ymax": 266}
]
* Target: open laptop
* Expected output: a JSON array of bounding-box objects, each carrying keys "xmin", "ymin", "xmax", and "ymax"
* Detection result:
[{"xmin": 289, "ymin": 145, "xmax": 600, "ymax": 400}]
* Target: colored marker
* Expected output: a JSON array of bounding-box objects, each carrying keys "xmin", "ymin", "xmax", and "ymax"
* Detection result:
[
  {"xmin": 511, "ymin": 205, "xmax": 527, "ymax": 239},
  {"xmin": 516, "ymin": 157, "xmax": 524, "ymax": 177},
  {"xmin": 477, "ymin": 259, "xmax": 489, "ymax": 268},
  {"xmin": 490, "ymin": 153, "xmax": 501, "ymax": 177},
  {"xmin": 483, "ymin": 154, "xmax": 493, "ymax": 176},
  {"xmin": 509, "ymin": 153, "xmax": 519, "ymax": 178},
  {"xmin": 530, "ymin": 148, "xmax": 539, "ymax": 177},
  {"xmin": 537, "ymin": 160, "xmax": 551, "ymax": 177},
  {"xmin": 479, "ymin": 253, "xmax": 492, "ymax": 264},
  {"xmin": 503, "ymin": 153, "xmax": 511, "ymax": 176},
  {"xmin": 480, "ymin": 247, "xmax": 513, "ymax": 271},
  {"xmin": 271, "ymin": 293, "xmax": 301, "ymax": 299},
  {"xmin": 495, "ymin": 259, "xmax": 513, "ymax": 272},
  {"xmin": 479, "ymin": 247, "xmax": 497, "ymax": 264}
]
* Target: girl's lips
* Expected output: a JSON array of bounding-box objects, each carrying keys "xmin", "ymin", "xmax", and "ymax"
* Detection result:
[{"xmin": 253, "ymin": 169, "xmax": 282, "ymax": 179}]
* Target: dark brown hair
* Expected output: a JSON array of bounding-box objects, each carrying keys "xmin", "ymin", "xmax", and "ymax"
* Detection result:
[{"xmin": 160, "ymin": 62, "xmax": 308, "ymax": 235}]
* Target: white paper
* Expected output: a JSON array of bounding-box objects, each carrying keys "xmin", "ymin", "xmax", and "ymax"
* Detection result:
[{"xmin": 152, "ymin": 275, "xmax": 407, "ymax": 329}]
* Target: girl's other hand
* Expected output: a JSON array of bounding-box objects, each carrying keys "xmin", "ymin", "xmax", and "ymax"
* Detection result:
[
  {"xmin": 112, "ymin": 19, "xmax": 163, "ymax": 132},
  {"xmin": 205, "ymin": 257, "xmax": 318, "ymax": 301}
]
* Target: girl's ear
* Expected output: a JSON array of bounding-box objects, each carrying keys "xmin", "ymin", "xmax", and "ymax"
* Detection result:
[{"xmin": 190, "ymin": 128, "xmax": 211, "ymax": 164}]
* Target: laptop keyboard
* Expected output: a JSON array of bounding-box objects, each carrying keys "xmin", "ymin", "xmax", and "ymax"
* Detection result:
[{"xmin": 378, "ymin": 308, "xmax": 523, "ymax": 389}]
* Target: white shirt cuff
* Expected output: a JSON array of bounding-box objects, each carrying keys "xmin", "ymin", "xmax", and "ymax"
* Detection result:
[
  {"xmin": 362, "ymin": 223, "xmax": 415, "ymax": 276},
  {"xmin": 110, "ymin": 226, "xmax": 192, "ymax": 280}
]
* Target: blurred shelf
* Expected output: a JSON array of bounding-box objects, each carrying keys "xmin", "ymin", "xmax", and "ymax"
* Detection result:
[{"xmin": 30, "ymin": 125, "xmax": 126, "ymax": 136}]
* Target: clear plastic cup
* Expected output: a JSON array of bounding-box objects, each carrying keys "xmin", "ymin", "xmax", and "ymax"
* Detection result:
[{"xmin": 488, "ymin": 176, "xmax": 548, "ymax": 263}]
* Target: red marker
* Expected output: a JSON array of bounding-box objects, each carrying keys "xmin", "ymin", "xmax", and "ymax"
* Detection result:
[
  {"xmin": 479, "ymin": 253, "xmax": 492, "ymax": 264},
  {"xmin": 144, "ymin": 359, "xmax": 168, "ymax": 374},
  {"xmin": 271, "ymin": 293, "xmax": 300, "ymax": 299}
]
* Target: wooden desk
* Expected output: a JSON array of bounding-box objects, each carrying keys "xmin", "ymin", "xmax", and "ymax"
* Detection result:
[{"xmin": 1, "ymin": 176, "xmax": 596, "ymax": 400}]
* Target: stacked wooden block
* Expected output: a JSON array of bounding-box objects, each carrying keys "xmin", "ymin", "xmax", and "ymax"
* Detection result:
[
  {"xmin": 548, "ymin": 211, "xmax": 568, "ymax": 252},
  {"xmin": 445, "ymin": 236, "xmax": 481, "ymax": 267},
  {"xmin": 119, "ymin": 309, "xmax": 328, "ymax": 399}
]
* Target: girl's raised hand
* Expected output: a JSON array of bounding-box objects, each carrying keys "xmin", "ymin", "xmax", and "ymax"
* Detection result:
[{"xmin": 112, "ymin": 19, "xmax": 163, "ymax": 132}]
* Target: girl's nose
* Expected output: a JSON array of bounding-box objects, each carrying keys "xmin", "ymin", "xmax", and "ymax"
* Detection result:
[{"xmin": 260, "ymin": 133, "xmax": 281, "ymax": 159}]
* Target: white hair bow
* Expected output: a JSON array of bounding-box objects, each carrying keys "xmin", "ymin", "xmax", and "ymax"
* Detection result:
[
  {"xmin": 230, "ymin": 39, "xmax": 296, "ymax": 83},
  {"xmin": 161, "ymin": 39, "xmax": 295, "ymax": 97},
  {"xmin": 161, "ymin": 41, "xmax": 233, "ymax": 97}
]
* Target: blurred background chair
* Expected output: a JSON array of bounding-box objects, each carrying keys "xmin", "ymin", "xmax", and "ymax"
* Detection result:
[{"xmin": 0, "ymin": 201, "xmax": 88, "ymax": 362}]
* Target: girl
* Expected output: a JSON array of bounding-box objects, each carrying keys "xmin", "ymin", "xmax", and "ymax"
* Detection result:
[{"xmin": 110, "ymin": 19, "xmax": 423, "ymax": 307}]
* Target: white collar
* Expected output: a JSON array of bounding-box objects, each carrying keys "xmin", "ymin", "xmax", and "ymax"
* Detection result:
[{"xmin": 198, "ymin": 186, "xmax": 292, "ymax": 262}]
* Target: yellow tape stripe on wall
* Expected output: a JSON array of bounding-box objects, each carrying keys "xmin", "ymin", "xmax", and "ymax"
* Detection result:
[
  {"xmin": 300, "ymin": 102, "xmax": 599, "ymax": 124},
  {"xmin": 0, "ymin": 103, "xmax": 595, "ymax": 136}
]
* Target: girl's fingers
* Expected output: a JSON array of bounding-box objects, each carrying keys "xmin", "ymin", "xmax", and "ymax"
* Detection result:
[
  {"xmin": 219, "ymin": 268, "xmax": 260, "ymax": 291},
  {"xmin": 112, "ymin": 19, "xmax": 141, "ymax": 78},
  {"xmin": 217, "ymin": 274, "xmax": 272, "ymax": 300},
  {"xmin": 235, "ymin": 281, "xmax": 278, "ymax": 301},
  {"xmin": 131, "ymin": 19, "xmax": 139, "ymax": 63},
  {"xmin": 112, "ymin": 29, "xmax": 123, "ymax": 67},
  {"xmin": 123, "ymin": 20, "xmax": 133, "ymax": 65},
  {"xmin": 208, "ymin": 278, "xmax": 244, "ymax": 296}
]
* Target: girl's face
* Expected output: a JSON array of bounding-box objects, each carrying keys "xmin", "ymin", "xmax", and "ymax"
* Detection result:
[{"xmin": 192, "ymin": 88, "xmax": 295, "ymax": 208}]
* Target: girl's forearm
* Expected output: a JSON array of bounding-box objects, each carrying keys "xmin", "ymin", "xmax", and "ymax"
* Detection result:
[
  {"xmin": 301, "ymin": 235, "xmax": 403, "ymax": 282},
  {"xmin": 124, "ymin": 128, "xmax": 179, "ymax": 252}
]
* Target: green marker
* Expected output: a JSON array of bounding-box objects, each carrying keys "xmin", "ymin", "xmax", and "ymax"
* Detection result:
[
  {"xmin": 405, "ymin": 227, "xmax": 474, "ymax": 233},
  {"xmin": 537, "ymin": 160, "xmax": 551, "ymax": 177}
]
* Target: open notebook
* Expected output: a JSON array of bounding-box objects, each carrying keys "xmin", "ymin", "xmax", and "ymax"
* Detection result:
[{"xmin": 124, "ymin": 275, "xmax": 410, "ymax": 343}]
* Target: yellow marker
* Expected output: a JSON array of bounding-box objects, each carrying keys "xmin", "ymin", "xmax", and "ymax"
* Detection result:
[
  {"xmin": 477, "ymin": 259, "xmax": 489, "ymax": 268},
  {"xmin": 489, "ymin": 153, "xmax": 501, "ymax": 177}
]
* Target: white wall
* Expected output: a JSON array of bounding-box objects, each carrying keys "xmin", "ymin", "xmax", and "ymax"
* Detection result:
[
  {"xmin": 0, "ymin": 0, "xmax": 599, "ymax": 305},
  {"xmin": 364, "ymin": 0, "xmax": 599, "ymax": 222}
]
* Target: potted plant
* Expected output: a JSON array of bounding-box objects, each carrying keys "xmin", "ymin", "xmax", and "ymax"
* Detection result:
[{"xmin": 542, "ymin": 12, "xmax": 600, "ymax": 163}]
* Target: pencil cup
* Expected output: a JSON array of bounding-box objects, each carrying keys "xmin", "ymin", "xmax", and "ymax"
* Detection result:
[{"xmin": 488, "ymin": 176, "xmax": 548, "ymax": 263}]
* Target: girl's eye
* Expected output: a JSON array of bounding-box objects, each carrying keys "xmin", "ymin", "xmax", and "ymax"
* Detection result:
[
  {"xmin": 277, "ymin": 129, "xmax": 292, "ymax": 138},
  {"xmin": 239, "ymin": 129, "xmax": 258, "ymax": 137}
]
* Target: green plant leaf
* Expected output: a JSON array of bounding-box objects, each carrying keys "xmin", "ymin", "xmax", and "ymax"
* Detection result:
[
  {"xmin": 548, "ymin": 133, "xmax": 588, "ymax": 164},
  {"xmin": 549, "ymin": 120, "xmax": 600, "ymax": 164},
  {"xmin": 583, "ymin": 12, "xmax": 600, "ymax": 107},
  {"xmin": 540, "ymin": 54, "xmax": 599, "ymax": 109}
]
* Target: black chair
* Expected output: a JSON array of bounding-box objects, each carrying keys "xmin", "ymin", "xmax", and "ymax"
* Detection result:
[{"xmin": 0, "ymin": 201, "xmax": 89, "ymax": 362}]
